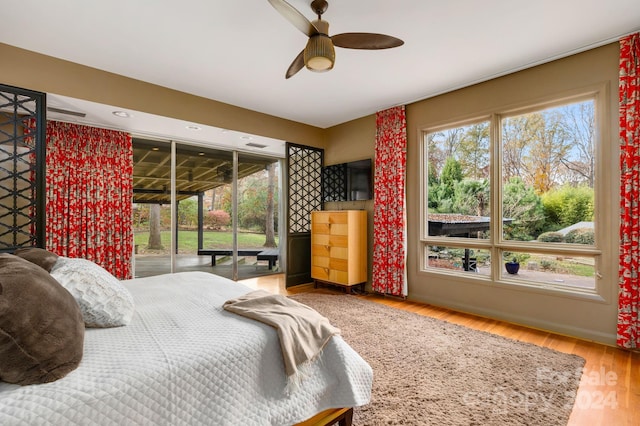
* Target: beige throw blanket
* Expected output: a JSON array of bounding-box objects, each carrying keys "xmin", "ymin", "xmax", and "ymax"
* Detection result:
[{"xmin": 223, "ymin": 290, "xmax": 340, "ymax": 383}]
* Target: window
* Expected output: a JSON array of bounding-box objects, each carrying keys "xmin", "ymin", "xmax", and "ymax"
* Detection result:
[{"xmin": 421, "ymin": 95, "xmax": 600, "ymax": 292}]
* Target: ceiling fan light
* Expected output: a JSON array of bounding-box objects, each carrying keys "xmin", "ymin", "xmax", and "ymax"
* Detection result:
[{"xmin": 304, "ymin": 34, "xmax": 335, "ymax": 72}]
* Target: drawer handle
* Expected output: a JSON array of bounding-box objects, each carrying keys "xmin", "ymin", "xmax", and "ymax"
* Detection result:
[{"xmin": 325, "ymin": 245, "xmax": 331, "ymax": 250}]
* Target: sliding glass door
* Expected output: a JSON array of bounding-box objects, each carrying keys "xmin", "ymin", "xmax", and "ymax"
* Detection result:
[
  {"xmin": 233, "ymin": 152, "xmax": 281, "ymax": 280},
  {"xmin": 132, "ymin": 140, "xmax": 172, "ymax": 277},
  {"xmin": 132, "ymin": 138, "xmax": 282, "ymax": 280}
]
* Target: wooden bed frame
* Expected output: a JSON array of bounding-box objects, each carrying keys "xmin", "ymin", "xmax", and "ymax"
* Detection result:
[{"xmin": 297, "ymin": 408, "xmax": 353, "ymax": 426}]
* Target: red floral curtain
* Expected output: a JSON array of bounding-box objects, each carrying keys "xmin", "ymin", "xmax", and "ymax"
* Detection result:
[
  {"xmin": 372, "ymin": 106, "xmax": 407, "ymax": 296},
  {"xmin": 619, "ymin": 32, "xmax": 640, "ymax": 349},
  {"xmin": 46, "ymin": 121, "xmax": 133, "ymax": 279}
]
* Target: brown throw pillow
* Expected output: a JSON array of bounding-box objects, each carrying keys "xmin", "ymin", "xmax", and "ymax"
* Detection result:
[
  {"xmin": 0, "ymin": 253, "xmax": 84, "ymax": 385},
  {"xmin": 13, "ymin": 247, "xmax": 59, "ymax": 272}
]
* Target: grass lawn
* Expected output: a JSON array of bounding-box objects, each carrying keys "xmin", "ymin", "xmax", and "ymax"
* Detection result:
[
  {"xmin": 546, "ymin": 259, "xmax": 594, "ymax": 277},
  {"xmin": 134, "ymin": 230, "xmax": 277, "ymax": 252}
]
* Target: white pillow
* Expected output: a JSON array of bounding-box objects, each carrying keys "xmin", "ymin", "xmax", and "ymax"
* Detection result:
[{"xmin": 50, "ymin": 257, "xmax": 135, "ymax": 328}]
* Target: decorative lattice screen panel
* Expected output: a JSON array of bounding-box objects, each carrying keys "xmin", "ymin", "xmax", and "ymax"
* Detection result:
[
  {"xmin": 322, "ymin": 163, "xmax": 347, "ymax": 202},
  {"xmin": 0, "ymin": 85, "xmax": 46, "ymax": 251},
  {"xmin": 286, "ymin": 143, "xmax": 323, "ymax": 233}
]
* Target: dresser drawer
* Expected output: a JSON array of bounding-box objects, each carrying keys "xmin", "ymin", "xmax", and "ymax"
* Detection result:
[
  {"xmin": 329, "ymin": 258, "xmax": 348, "ymax": 271},
  {"xmin": 312, "ymin": 211, "xmax": 347, "ymax": 224},
  {"xmin": 311, "ymin": 245, "xmax": 348, "ymax": 264},
  {"xmin": 312, "ymin": 243, "xmax": 331, "ymax": 257},
  {"xmin": 311, "ymin": 234, "xmax": 348, "ymax": 248},
  {"xmin": 311, "ymin": 266, "xmax": 349, "ymax": 285},
  {"xmin": 330, "ymin": 246, "xmax": 348, "ymax": 260},
  {"xmin": 311, "ymin": 255, "xmax": 330, "ymax": 268},
  {"xmin": 329, "ymin": 269, "xmax": 349, "ymax": 284},
  {"xmin": 311, "ymin": 222, "xmax": 348, "ymax": 236},
  {"xmin": 311, "ymin": 222, "xmax": 331, "ymax": 235},
  {"xmin": 311, "ymin": 265, "xmax": 329, "ymax": 280}
]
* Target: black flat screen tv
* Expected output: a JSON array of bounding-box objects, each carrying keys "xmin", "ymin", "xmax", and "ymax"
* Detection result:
[{"xmin": 322, "ymin": 159, "xmax": 373, "ymax": 202}]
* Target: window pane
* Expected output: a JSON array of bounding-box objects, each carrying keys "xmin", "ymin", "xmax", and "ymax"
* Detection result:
[
  {"xmin": 501, "ymin": 101, "xmax": 595, "ymax": 244},
  {"xmin": 501, "ymin": 251, "xmax": 595, "ymax": 289},
  {"xmin": 426, "ymin": 245, "xmax": 491, "ymax": 276},
  {"xmin": 426, "ymin": 121, "xmax": 490, "ymax": 239}
]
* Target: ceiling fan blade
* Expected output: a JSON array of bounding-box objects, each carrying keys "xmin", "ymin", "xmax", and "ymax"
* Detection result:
[
  {"xmin": 285, "ymin": 50, "xmax": 305, "ymax": 79},
  {"xmin": 267, "ymin": 0, "xmax": 319, "ymax": 37},
  {"xmin": 331, "ymin": 33, "xmax": 404, "ymax": 50}
]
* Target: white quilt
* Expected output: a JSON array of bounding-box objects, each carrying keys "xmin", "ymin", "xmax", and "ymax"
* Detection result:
[{"xmin": 0, "ymin": 272, "xmax": 372, "ymax": 425}]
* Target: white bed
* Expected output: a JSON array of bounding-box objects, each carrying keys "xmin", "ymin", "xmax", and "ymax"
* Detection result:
[{"xmin": 0, "ymin": 271, "xmax": 372, "ymax": 425}]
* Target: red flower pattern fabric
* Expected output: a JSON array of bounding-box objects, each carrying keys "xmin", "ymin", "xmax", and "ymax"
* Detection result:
[
  {"xmin": 618, "ymin": 32, "xmax": 640, "ymax": 349},
  {"xmin": 372, "ymin": 106, "xmax": 407, "ymax": 296},
  {"xmin": 45, "ymin": 121, "xmax": 133, "ymax": 279}
]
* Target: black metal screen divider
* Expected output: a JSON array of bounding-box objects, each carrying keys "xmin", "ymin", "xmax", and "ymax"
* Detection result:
[
  {"xmin": 0, "ymin": 84, "xmax": 46, "ymax": 251},
  {"xmin": 285, "ymin": 142, "xmax": 323, "ymax": 287}
]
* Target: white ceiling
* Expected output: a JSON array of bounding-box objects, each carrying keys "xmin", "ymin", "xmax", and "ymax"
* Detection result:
[
  {"xmin": 43, "ymin": 95, "xmax": 288, "ymax": 157},
  {"xmin": 2, "ymin": 0, "xmax": 639, "ymax": 150}
]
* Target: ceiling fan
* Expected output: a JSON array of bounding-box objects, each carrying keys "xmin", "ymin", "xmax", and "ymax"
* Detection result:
[{"xmin": 267, "ymin": 0, "xmax": 404, "ymax": 78}]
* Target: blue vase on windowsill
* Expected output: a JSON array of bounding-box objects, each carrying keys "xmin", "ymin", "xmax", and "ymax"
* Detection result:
[{"xmin": 505, "ymin": 258, "xmax": 520, "ymax": 275}]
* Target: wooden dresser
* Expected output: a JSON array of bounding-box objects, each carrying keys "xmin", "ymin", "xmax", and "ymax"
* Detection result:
[{"xmin": 311, "ymin": 210, "xmax": 367, "ymax": 293}]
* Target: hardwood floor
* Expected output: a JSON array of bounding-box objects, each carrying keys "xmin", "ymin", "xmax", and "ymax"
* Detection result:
[{"xmin": 240, "ymin": 274, "xmax": 640, "ymax": 426}]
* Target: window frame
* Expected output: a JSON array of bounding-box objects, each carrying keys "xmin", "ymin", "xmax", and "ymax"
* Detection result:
[{"xmin": 419, "ymin": 86, "xmax": 610, "ymax": 302}]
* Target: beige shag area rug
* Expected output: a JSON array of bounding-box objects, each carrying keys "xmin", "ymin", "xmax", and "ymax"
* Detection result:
[{"xmin": 290, "ymin": 293, "xmax": 585, "ymax": 426}]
